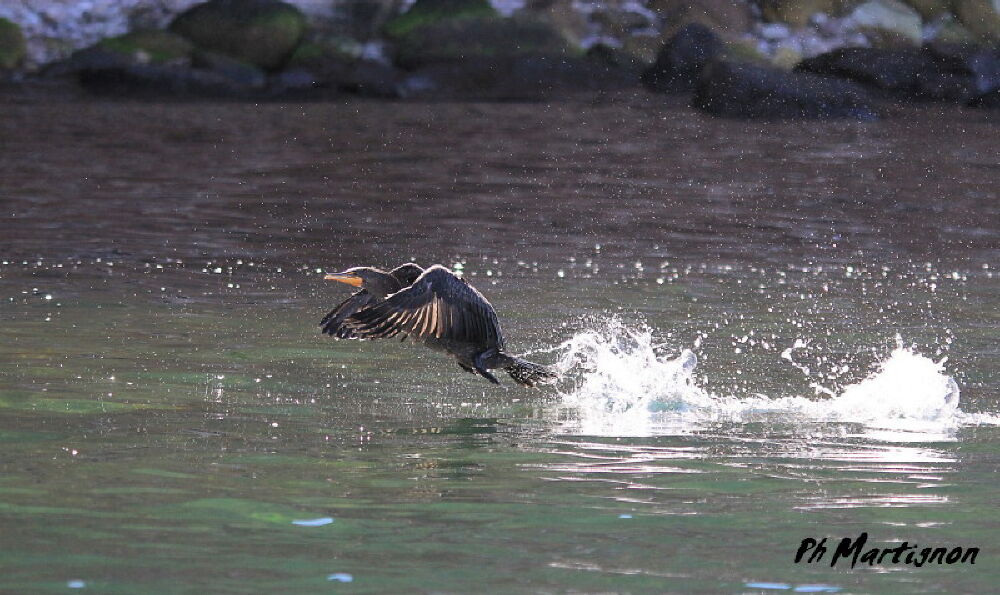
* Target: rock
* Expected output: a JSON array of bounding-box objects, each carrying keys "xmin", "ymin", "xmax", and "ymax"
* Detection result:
[
  {"xmin": 268, "ymin": 68, "xmax": 318, "ymax": 93},
  {"xmin": 400, "ymin": 54, "xmax": 634, "ymax": 100},
  {"xmin": 966, "ymin": 46, "xmax": 1000, "ymax": 95},
  {"xmin": 904, "ymin": 0, "xmax": 953, "ymax": 19},
  {"xmin": 796, "ymin": 47, "xmax": 974, "ymax": 101},
  {"xmin": 641, "ymin": 23, "xmax": 722, "ymax": 92},
  {"xmin": 0, "ymin": 17, "xmax": 26, "ymax": 70},
  {"xmin": 335, "ymin": 59, "xmax": 401, "ymax": 97},
  {"xmin": 771, "ymin": 46, "xmax": 803, "ymax": 69},
  {"xmin": 953, "ymin": 0, "xmax": 1000, "ymax": 42},
  {"xmin": 648, "ymin": 0, "xmax": 755, "ymax": 39},
  {"xmin": 77, "ymin": 62, "xmax": 264, "ymax": 97},
  {"xmin": 760, "ymin": 0, "xmax": 837, "ymax": 28},
  {"xmin": 391, "ymin": 15, "xmax": 573, "ymax": 71},
  {"xmin": 287, "ymin": 37, "xmax": 365, "ymax": 70},
  {"xmin": 586, "ymin": 43, "xmax": 646, "ymax": 75},
  {"xmin": 528, "ymin": 1, "xmax": 591, "ymax": 48},
  {"xmin": 192, "ymin": 50, "xmax": 267, "ymax": 88},
  {"xmin": 268, "ymin": 59, "xmax": 400, "ymax": 98},
  {"xmin": 622, "ymin": 34, "xmax": 666, "ymax": 65},
  {"xmin": 917, "ymin": 43, "xmax": 1000, "ymax": 103},
  {"xmin": 847, "ymin": 0, "xmax": 923, "ymax": 46},
  {"xmin": 97, "ymin": 30, "xmax": 194, "ymax": 65},
  {"xmin": 383, "ymin": 0, "xmax": 497, "ymax": 39},
  {"xmin": 43, "ymin": 45, "xmax": 139, "ymax": 78},
  {"xmin": 337, "ymin": 0, "xmax": 405, "ymax": 41},
  {"xmin": 971, "ymin": 87, "xmax": 1000, "ymax": 106},
  {"xmin": 928, "ymin": 15, "xmax": 980, "ymax": 46},
  {"xmin": 282, "ymin": 30, "xmax": 402, "ymax": 97},
  {"xmin": 591, "ymin": 7, "xmax": 654, "ymax": 38},
  {"xmin": 693, "ymin": 59, "xmax": 878, "ymax": 119},
  {"xmin": 43, "ymin": 28, "xmax": 272, "ymax": 97},
  {"xmin": 723, "ymin": 39, "xmax": 771, "ymax": 65},
  {"xmin": 169, "ymin": 0, "xmax": 307, "ymax": 71}
]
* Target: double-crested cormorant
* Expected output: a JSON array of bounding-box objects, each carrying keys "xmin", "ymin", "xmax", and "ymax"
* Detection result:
[{"xmin": 321, "ymin": 263, "xmax": 557, "ymax": 387}]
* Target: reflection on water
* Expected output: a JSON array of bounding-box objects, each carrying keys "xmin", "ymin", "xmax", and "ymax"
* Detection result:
[{"xmin": 0, "ymin": 96, "xmax": 997, "ymax": 592}]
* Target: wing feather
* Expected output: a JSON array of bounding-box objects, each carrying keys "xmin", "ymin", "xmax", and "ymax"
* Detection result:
[
  {"xmin": 344, "ymin": 266, "xmax": 505, "ymax": 348},
  {"xmin": 320, "ymin": 290, "xmax": 375, "ymax": 338}
]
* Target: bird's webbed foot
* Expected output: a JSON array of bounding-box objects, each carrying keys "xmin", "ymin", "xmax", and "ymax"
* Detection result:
[{"xmin": 474, "ymin": 350, "xmax": 501, "ymax": 385}]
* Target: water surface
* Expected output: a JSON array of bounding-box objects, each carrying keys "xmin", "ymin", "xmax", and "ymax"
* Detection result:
[{"xmin": 0, "ymin": 94, "xmax": 997, "ymax": 592}]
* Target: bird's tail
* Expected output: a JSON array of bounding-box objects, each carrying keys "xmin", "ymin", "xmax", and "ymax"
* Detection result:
[{"xmin": 504, "ymin": 357, "xmax": 559, "ymax": 388}]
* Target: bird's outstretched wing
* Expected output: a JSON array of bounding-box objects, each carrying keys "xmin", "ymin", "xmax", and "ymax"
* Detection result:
[
  {"xmin": 344, "ymin": 266, "xmax": 504, "ymax": 349},
  {"xmin": 320, "ymin": 290, "xmax": 375, "ymax": 338}
]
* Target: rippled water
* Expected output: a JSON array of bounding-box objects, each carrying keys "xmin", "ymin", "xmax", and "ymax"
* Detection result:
[{"xmin": 0, "ymin": 93, "xmax": 997, "ymax": 592}]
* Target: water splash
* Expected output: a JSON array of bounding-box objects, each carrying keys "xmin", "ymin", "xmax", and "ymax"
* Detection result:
[
  {"xmin": 551, "ymin": 320, "xmax": 988, "ymax": 437},
  {"xmin": 551, "ymin": 319, "xmax": 709, "ymax": 436}
]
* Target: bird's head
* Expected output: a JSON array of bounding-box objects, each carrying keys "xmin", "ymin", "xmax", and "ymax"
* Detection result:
[{"xmin": 324, "ymin": 266, "xmax": 384, "ymax": 289}]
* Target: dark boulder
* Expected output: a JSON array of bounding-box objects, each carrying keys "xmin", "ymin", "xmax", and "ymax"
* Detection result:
[
  {"xmin": 795, "ymin": 47, "xmax": 975, "ymax": 102},
  {"xmin": 43, "ymin": 45, "xmax": 137, "ymax": 78},
  {"xmin": 641, "ymin": 23, "xmax": 722, "ymax": 93},
  {"xmin": 391, "ymin": 16, "xmax": 573, "ymax": 71},
  {"xmin": 191, "ymin": 51, "xmax": 267, "ymax": 88},
  {"xmin": 97, "ymin": 30, "xmax": 194, "ymax": 65},
  {"xmin": 45, "ymin": 35, "xmax": 266, "ymax": 98},
  {"xmin": 965, "ymin": 46, "xmax": 1000, "ymax": 106},
  {"xmin": 169, "ymin": 0, "xmax": 307, "ymax": 71},
  {"xmin": 586, "ymin": 43, "xmax": 646, "ymax": 78},
  {"xmin": 400, "ymin": 55, "xmax": 634, "ymax": 101},
  {"xmin": 383, "ymin": 0, "xmax": 497, "ymax": 39},
  {"xmin": 272, "ymin": 59, "xmax": 401, "ymax": 98},
  {"xmin": 0, "ymin": 17, "xmax": 27, "ymax": 70},
  {"xmin": 693, "ymin": 60, "xmax": 877, "ymax": 119},
  {"xmin": 76, "ymin": 63, "xmax": 264, "ymax": 98},
  {"xmin": 280, "ymin": 36, "xmax": 402, "ymax": 98},
  {"xmin": 385, "ymin": 12, "xmax": 624, "ymax": 100}
]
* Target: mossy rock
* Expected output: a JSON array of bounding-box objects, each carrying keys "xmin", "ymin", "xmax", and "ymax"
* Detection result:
[
  {"xmin": 649, "ymin": 0, "xmax": 755, "ymax": 39},
  {"xmin": 722, "ymin": 39, "xmax": 771, "ymax": 65},
  {"xmin": 393, "ymin": 15, "xmax": 573, "ymax": 71},
  {"xmin": 97, "ymin": 30, "xmax": 194, "ymax": 64},
  {"xmin": 169, "ymin": 0, "xmax": 307, "ymax": 70},
  {"xmin": 954, "ymin": 0, "xmax": 1000, "ymax": 41},
  {"xmin": 383, "ymin": 0, "xmax": 497, "ymax": 39},
  {"xmin": 286, "ymin": 36, "xmax": 364, "ymax": 70},
  {"xmin": 761, "ymin": 0, "xmax": 837, "ymax": 27},
  {"xmin": 930, "ymin": 15, "xmax": 979, "ymax": 45},
  {"xmin": 903, "ymin": 0, "xmax": 952, "ymax": 19},
  {"xmin": 0, "ymin": 18, "xmax": 26, "ymax": 70}
]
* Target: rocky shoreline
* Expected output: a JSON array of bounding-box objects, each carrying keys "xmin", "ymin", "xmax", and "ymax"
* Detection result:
[{"xmin": 1, "ymin": 0, "xmax": 997, "ymax": 117}]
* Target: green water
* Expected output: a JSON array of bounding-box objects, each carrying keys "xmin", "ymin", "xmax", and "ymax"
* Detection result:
[{"xmin": 0, "ymin": 97, "xmax": 997, "ymax": 592}]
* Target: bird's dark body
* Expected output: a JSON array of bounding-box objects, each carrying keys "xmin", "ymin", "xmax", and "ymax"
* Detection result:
[{"xmin": 320, "ymin": 264, "xmax": 555, "ymax": 386}]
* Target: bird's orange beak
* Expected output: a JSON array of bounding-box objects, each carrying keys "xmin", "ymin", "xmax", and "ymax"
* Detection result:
[{"xmin": 324, "ymin": 272, "xmax": 363, "ymax": 287}]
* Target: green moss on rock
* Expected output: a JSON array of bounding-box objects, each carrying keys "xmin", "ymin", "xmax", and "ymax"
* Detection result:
[
  {"xmin": 286, "ymin": 36, "xmax": 363, "ymax": 70},
  {"xmin": 383, "ymin": 0, "xmax": 497, "ymax": 39},
  {"xmin": 393, "ymin": 15, "xmax": 574, "ymax": 70},
  {"xmin": 169, "ymin": 0, "xmax": 307, "ymax": 70},
  {"xmin": 97, "ymin": 30, "xmax": 194, "ymax": 64},
  {"xmin": 0, "ymin": 18, "xmax": 27, "ymax": 70}
]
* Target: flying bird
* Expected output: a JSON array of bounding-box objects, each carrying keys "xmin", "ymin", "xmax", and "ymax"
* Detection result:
[{"xmin": 321, "ymin": 263, "xmax": 557, "ymax": 387}]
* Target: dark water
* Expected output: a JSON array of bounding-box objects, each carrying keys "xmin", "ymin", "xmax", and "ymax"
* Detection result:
[{"xmin": 0, "ymin": 93, "xmax": 998, "ymax": 592}]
